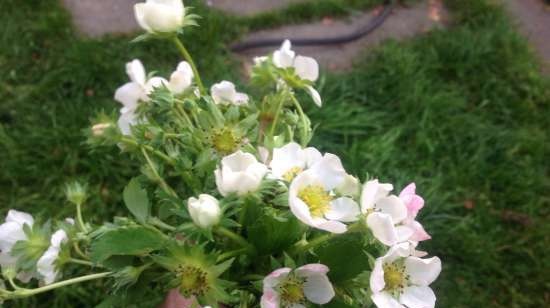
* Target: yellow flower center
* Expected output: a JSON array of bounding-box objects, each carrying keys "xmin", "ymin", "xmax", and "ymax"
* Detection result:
[
  {"xmin": 282, "ymin": 166, "xmax": 303, "ymax": 182},
  {"xmin": 383, "ymin": 262, "xmax": 409, "ymax": 293},
  {"xmin": 298, "ymin": 185, "xmax": 332, "ymax": 218},
  {"xmin": 178, "ymin": 265, "xmax": 209, "ymax": 297},
  {"xmin": 279, "ymin": 277, "xmax": 305, "ymax": 305},
  {"xmin": 211, "ymin": 127, "xmax": 240, "ymax": 154}
]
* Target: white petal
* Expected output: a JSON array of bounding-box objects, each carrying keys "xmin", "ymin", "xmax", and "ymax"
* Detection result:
[
  {"xmin": 140, "ymin": 1, "xmax": 183, "ymax": 33},
  {"xmin": 370, "ymin": 259, "xmax": 386, "ymax": 292},
  {"xmin": 316, "ymin": 220, "xmax": 348, "ymax": 234},
  {"xmin": 168, "ymin": 62, "xmax": 194, "ymax": 94},
  {"xmin": 306, "ymin": 86, "xmax": 322, "ymax": 107},
  {"xmin": 309, "ymin": 153, "xmax": 346, "ymax": 190},
  {"xmin": 260, "ymin": 288, "xmax": 281, "ymax": 308},
  {"xmin": 211, "ymin": 80, "xmax": 237, "ymax": 105},
  {"xmin": 361, "ymin": 180, "xmax": 393, "ymax": 212},
  {"xmin": 270, "ymin": 142, "xmax": 306, "ymax": 179},
  {"xmin": 302, "ymin": 274, "xmax": 335, "ymax": 304},
  {"xmin": 234, "ymin": 92, "xmax": 249, "ymax": 105},
  {"xmin": 366, "ymin": 212, "xmax": 398, "ymax": 246},
  {"xmin": 395, "ymin": 225, "xmax": 414, "ymax": 243},
  {"xmin": 134, "ymin": 3, "xmax": 152, "ymax": 32},
  {"xmin": 144, "ymin": 77, "xmax": 169, "ymax": 95},
  {"xmin": 336, "ymin": 174, "xmax": 361, "ymax": 197},
  {"xmin": 400, "ymin": 286, "xmax": 436, "ymax": 308},
  {"xmin": 405, "ymin": 256, "xmax": 441, "ymax": 286},
  {"xmin": 126, "ymin": 59, "xmax": 146, "ymax": 85},
  {"xmin": 0, "ymin": 222, "xmax": 26, "ymax": 252},
  {"xmin": 303, "ymin": 147, "xmax": 322, "ymax": 167},
  {"xmin": 376, "ymin": 196, "xmax": 408, "ymax": 224},
  {"xmin": 295, "ymin": 263, "xmax": 329, "ymax": 276},
  {"xmin": 50, "ymin": 229, "xmax": 68, "ymax": 248},
  {"xmin": 294, "ymin": 56, "xmax": 319, "ymax": 82},
  {"xmin": 114, "ymin": 82, "xmax": 143, "ymax": 110},
  {"xmin": 371, "ymin": 292, "xmax": 405, "ymax": 308},
  {"xmin": 273, "ymin": 40, "xmax": 295, "ymax": 68},
  {"xmin": 117, "ymin": 109, "xmax": 138, "ymax": 135},
  {"xmin": 326, "ymin": 197, "xmax": 360, "ymax": 222},
  {"xmin": 263, "ymin": 268, "xmax": 291, "ymax": 289},
  {"xmin": 37, "ymin": 246, "xmax": 61, "ymax": 285},
  {"xmin": 6, "ymin": 210, "xmax": 34, "ymax": 226}
]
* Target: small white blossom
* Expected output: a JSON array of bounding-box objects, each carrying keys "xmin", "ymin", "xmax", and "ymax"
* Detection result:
[
  {"xmin": 187, "ymin": 194, "xmax": 221, "ymax": 229},
  {"xmin": 288, "ymin": 153, "xmax": 360, "ymax": 234},
  {"xmin": 210, "ymin": 81, "xmax": 249, "ymax": 106},
  {"xmin": 370, "ymin": 243, "xmax": 441, "ymax": 308},
  {"xmin": 168, "ymin": 61, "xmax": 194, "ymax": 94},
  {"xmin": 37, "ymin": 229, "xmax": 68, "ymax": 285},
  {"xmin": 134, "ymin": 0, "xmax": 185, "ymax": 33},
  {"xmin": 0, "ymin": 210, "xmax": 34, "ymax": 273},
  {"xmin": 261, "ymin": 264, "xmax": 335, "ymax": 307},
  {"xmin": 215, "ymin": 151, "xmax": 268, "ymax": 196},
  {"xmin": 272, "ymin": 40, "xmax": 322, "ymax": 107}
]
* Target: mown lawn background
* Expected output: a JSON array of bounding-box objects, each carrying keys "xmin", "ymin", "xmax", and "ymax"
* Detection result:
[{"xmin": 0, "ymin": 0, "xmax": 548, "ymax": 307}]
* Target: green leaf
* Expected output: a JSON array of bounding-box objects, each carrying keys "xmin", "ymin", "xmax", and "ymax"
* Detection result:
[
  {"xmin": 315, "ymin": 233, "xmax": 370, "ymax": 283},
  {"xmin": 90, "ymin": 226, "xmax": 166, "ymax": 263},
  {"xmin": 123, "ymin": 178, "xmax": 150, "ymax": 223},
  {"xmin": 246, "ymin": 209, "xmax": 304, "ymax": 255}
]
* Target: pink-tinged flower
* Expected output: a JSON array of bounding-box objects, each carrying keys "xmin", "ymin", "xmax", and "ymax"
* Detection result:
[
  {"xmin": 399, "ymin": 183, "xmax": 431, "ymax": 242},
  {"xmin": 370, "ymin": 243, "xmax": 441, "ymax": 308},
  {"xmin": 261, "ymin": 264, "xmax": 335, "ymax": 308}
]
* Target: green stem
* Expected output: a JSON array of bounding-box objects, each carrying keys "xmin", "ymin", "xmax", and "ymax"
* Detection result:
[
  {"xmin": 149, "ymin": 217, "xmax": 177, "ymax": 231},
  {"xmin": 75, "ymin": 202, "xmax": 88, "ymax": 233},
  {"xmin": 292, "ymin": 233, "xmax": 333, "ymax": 254},
  {"xmin": 121, "ymin": 137, "xmax": 177, "ymax": 166},
  {"xmin": 9, "ymin": 272, "xmax": 111, "ymax": 299},
  {"xmin": 175, "ymin": 103, "xmax": 195, "ymax": 130},
  {"xmin": 269, "ymin": 93, "xmax": 286, "ymax": 137},
  {"xmin": 172, "ymin": 36, "xmax": 205, "ymax": 95},
  {"xmin": 141, "ymin": 148, "xmax": 178, "ymax": 198},
  {"xmin": 69, "ymin": 258, "xmax": 95, "ymax": 267},
  {"xmin": 8, "ymin": 277, "xmax": 22, "ymax": 290},
  {"xmin": 215, "ymin": 227, "xmax": 255, "ymax": 253},
  {"xmin": 290, "ymin": 94, "xmax": 310, "ymax": 146},
  {"xmin": 72, "ymin": 242, "xmax": 89, "ymax": 260}
]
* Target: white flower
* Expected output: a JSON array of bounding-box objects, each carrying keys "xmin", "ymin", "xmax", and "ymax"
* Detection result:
[
  {"xmin": 215, "ymin": 151, "xmax": 268, "ymax": 196},
  {"xmin": 168, "ymin": 61, "xmax": 194, "ymax": 94},
  {"xmin": 370, "ymin": 243, "xmax": 441, "ymax": 308},
  {"xmin": 261, "ymin": 264, "xmax": 335, "ymax": 307},
  {"xmin": 134, "ymin": 0, "xmax": 185, "ymax": 33},
  {"xmin": 187, "ymin": 194, "xmax": 221, "ymax": 229},
  {"xmin": 288, "ymin": 154, "xmax": 360, "ymax": 234},
  {"xmin": 272, "ymin": 40, "xmax": 322, "ymax": 107},
  {"xmin": 0, "ymin": 210, "xmax": 34, "ymax": 271},
  {"xmin": 361, "ymin": 180, "xmax": 409, "ymax": 246},
  {"xmin": 115, "ymin": 59, "xmax": 194, "ymax": 135},
  {"xmin": 269, "ymin": 142, "xmax": 322, "ymax": 181},
  {"xmin": 37, "ymin": 229, "xmax": 68, "ymax": 285},
  {"xmin": 210, "ymin": 81, "xmax": 249, "ymax": 106}
]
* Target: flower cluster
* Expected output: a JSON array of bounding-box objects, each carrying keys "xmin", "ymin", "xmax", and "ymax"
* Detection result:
[{"xmin": 0, "ymin": 1, "xmax": 441, "ymax": 307}]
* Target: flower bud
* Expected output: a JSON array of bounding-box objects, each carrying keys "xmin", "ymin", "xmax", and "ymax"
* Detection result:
[
  {"xmin": 64, "ymin": 181, "xmax": 88, "ymax": 205},
  {"xmin": 187, "ymin": 194, "xmax": 221, "ymax": 229},
  {"xmin": 134, "ymin": 0, "xmax": 185, "ymax": 33}
]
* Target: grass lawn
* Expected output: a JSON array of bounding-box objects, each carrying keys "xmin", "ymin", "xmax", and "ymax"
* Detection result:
[{"xmin": 0, "ymin": 0, "xmax": 548, "ymax": 307}]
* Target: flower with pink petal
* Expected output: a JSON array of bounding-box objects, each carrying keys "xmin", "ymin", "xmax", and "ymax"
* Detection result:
[
  {"xmin": 399, "ymin": 183, "xmax": 431, "ymax": 243},
  {"xmin": 261, "ymin": 264, "xmax": 335, "ymax": 308}
]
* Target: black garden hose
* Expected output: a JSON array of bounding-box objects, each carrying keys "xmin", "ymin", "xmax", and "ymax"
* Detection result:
[{"xmin": 230, "ymin": 0, "xmax": 396, "ymax": 52}]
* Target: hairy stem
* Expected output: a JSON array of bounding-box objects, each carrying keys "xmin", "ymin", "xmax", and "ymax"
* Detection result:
[
  {"xmin": 9, "ymin": 272, "xmax": 111, "ymax": 299},
  {"xmin": 172, "ymin": 36, "xmax": 205, "ymax": 94}
]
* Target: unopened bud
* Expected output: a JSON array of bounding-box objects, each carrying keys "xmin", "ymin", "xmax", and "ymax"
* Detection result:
[
  {"xmin": 65, "ymin": 181, "xmax": 88, "ymax": 205},
  {"xmin": 92, "ymin": 123, "xmax": 112, "ymax": 136},
  {"xmin": 187, "ymin": 194, "xmax": 221, "ymax": 229}
]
